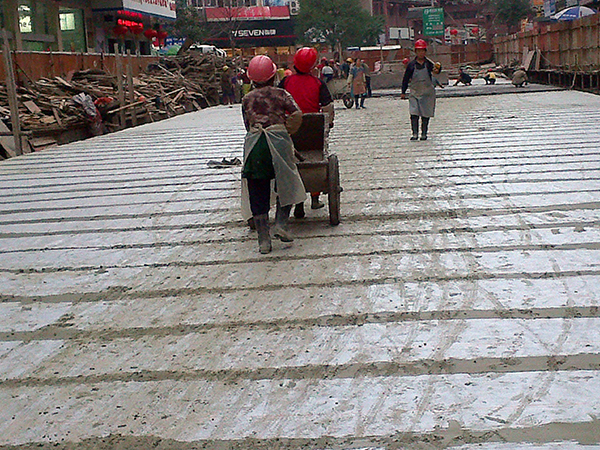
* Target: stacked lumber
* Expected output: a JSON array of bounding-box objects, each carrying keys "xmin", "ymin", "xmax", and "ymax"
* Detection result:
[{"xmin": 0, "ymin": 53, "xmax": 225, "ymax": 152}]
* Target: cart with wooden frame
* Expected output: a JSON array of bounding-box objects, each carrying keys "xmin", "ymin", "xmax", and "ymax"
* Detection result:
[{"xmin": 291, "ymin": 113, "xmax": 341, "ymax": 226}]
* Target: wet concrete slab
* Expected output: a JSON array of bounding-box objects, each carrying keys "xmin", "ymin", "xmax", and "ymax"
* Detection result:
[{"xmin": 1, "ymin": 90, "xmax": 600, "ymax": 449}]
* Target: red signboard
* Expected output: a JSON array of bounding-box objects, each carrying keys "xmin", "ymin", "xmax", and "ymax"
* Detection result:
[{"xmin": 205, "ymin": 6, "xmax": 290, "ymax": 21}]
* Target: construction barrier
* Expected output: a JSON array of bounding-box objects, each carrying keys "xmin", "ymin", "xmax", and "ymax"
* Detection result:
[
  {"xmin": 493, "ymin": 14, "xmax": 600, "ymax": 71},
  {"xmin": 0, "ymin": 51, "xmax": 159, "ymax": 84}
]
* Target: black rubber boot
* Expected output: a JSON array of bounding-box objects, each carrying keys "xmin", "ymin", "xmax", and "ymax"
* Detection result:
[
  {"xmin": 294, "ymin": 202, "xmax": 305, "ymax": 218},
  {"xmin": 253, "ymin": 214, "xmax": 271, "ymax": 254},
  {"xmin": 311, "ymin": 194, "xmax": 325, "ymax": 209},
  {"xmin": 273, "ymin": 200, "xmax": 293, "ymax": 242},
  {"xmin": 421, "ymin": 117, "xmax": 430, "ymax": 140},
  {"xmin": 410, "ymin": 115, "xmax": 419, "ymax": 140}
]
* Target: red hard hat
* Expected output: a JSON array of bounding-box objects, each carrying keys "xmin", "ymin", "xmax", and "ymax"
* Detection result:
[
  {"xmin": 415, "ymin": 39, "xmax": 427, "ymax": 49},
  {"xmin": 294, "ymin": 47, "xmax": 318, "ymax": 73},
  {"xmin": 247, "ymin": 55, "xmax": 277, "ymax": 83},
  {"xmin": 402, "ymin": 57, "xmax": 410, "ymax": 66}
]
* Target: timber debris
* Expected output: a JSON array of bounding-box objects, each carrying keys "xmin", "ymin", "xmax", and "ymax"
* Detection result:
[{"xmin": 0, "ymin": 53, "xmax": 224, "ymax": 157}]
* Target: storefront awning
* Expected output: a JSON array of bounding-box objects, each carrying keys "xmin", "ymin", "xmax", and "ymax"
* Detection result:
[{"xmin": 206, "ymin": 18, "xmax": 296, "ymax": 47}]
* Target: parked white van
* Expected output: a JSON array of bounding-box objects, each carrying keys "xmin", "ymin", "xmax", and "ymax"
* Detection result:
[{"xmin": 189, "ymin": 44, "xmax": 227, "ymax": 58}]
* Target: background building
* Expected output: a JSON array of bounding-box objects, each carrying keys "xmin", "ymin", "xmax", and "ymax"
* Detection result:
[
  {"xmin": 188, "ymin": 0, "xmax": 298, "ymax": 59},
  {"xmin": 1, "ymin": 0, "xmax": 176, "ymax": 53}
]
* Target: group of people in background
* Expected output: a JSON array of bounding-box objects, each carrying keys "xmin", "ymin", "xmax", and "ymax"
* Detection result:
[
  {"xmin": 220, "ymin": 55, "xmax": 373, "ymax": 109},
  {"xmin": 236, "ymin": 41, "xmax": 531, "ymax": 252}
]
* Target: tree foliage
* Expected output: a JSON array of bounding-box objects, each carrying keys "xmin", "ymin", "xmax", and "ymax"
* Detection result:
[
  {"xmin": 295, "ymin": 0, "xmax": 384, "ymax": 52},
  {"xmin": 490, "ymin": 0, "xmax": 533, "ymax": 29},
  {"xmin": 170, "ymin": 0, "xmax": 210, "ymax": 45}
]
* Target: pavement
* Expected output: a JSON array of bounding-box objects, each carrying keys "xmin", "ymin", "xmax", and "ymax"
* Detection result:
[
  {"xmin": 374, "ymin": 77, "xmax": 563, "ymax": 98},
  {"xmin": 1, "ymin": 85, "xmax": 600, "ymax": 449}
]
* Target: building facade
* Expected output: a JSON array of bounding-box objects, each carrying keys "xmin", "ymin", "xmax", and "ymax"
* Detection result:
[
  {"xmin": 188, "ymin": 0, "xmax": 299, "ymax": 60},
  {"xmin": 1, "ymin": 0, "xmax": 176, "ymax": 53}
]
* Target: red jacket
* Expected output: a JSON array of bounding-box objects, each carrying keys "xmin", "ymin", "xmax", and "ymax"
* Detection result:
[{"xmin": 280, "ymin": 73, "xmax": 332, "ymax": 114}]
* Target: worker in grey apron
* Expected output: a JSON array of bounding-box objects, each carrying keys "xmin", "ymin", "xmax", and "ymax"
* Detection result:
[{"xmin": 401, "ymin": 39, "xmax": 436, "ymax": 141}]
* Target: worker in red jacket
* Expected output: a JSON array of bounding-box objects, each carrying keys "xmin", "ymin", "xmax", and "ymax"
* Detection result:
[{"xmin": 280, "ymin": 47, "xmax": 334, "ymax": 217}]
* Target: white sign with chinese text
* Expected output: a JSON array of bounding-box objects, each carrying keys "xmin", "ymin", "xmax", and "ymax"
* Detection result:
[{"xmin": 123, "ymin": 0, "xmax": 176, "ymax": 19}]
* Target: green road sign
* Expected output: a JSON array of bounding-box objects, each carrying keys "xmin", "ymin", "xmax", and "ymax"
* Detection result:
[{"xmin": 423, "ymin": 8, "xmax": 444, "ymax": 36}]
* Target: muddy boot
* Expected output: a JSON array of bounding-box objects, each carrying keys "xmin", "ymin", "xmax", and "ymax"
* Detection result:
[
  {"xmin": 272, "ymin": 200, "xmax": 294, "ymax": 242},
  {"xmin": 311, "ymin": 194, "xmax": 325, "ymax": 210},
  {"xmin": 420, "ymin": 117, "xmax": 429, "ymax": 140},
  {"xmin": 254, "ymin": 214, "xmax": 271, "ymax": 254},
  {"xmin": 293, "ymin": 202, "xmax": 306, "ymax": 219},
  {"xmin": 410, "ymin": 115, "xmax": 419, "ymax": 141}
]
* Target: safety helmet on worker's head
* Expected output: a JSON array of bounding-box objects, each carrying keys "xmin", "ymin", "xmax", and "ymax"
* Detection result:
[
  {"xmin": 293, "ymin": 47, "xmax": 318, "ymax": 73},
  {"xmin": 402, "ymin": 57, "xmax": 410, "ymax": 66},
  {"xmin": 414, "ymin": 39, "xmax": 427, "ymax": 49},
  {"xmin": 247, "ymin": 55, "xmax": 277, "ymax": 83},
  {"xmin": 346, "ymin": 57, "xmax": 353, "ymax": 63},
  {"xmin": 222, "ymin": 65, "xmax": 229, "ymax": 72},
  {"xmin": 434, "ymin": 62, "xmax": 442, "ymax": 69}
]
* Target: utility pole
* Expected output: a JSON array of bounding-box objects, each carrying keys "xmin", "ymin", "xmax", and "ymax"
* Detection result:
[{"xmin": 1, "ymin": 29, "xmax": 22, "ymax": 156}]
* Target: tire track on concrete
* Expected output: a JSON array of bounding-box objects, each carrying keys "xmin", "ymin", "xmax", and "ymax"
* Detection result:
[{"xmin": 2, "ymin": 354, "xmax": 599, "ymax": 388}]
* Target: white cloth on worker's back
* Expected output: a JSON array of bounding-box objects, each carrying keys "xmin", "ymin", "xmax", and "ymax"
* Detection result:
[
  {"xmin": 240, "ymin": 123, "xmax": 306, "ymax": 220},
  {"xmin": 408, "ymin": 65, "xmax": 436, "ymax": 118}
]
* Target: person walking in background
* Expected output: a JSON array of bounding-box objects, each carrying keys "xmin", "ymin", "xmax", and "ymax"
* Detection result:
[
  {"xmin": 340, "ymin": 57, "xmax": 352, "ymax": 79},
  {"xmin": 401, "ymin": 39, "xmax": 436, "ymax": 141},
  {"xmin": 241, "ymin": 55, "xmax": 306, "ymax": 254},
  {"xmin": 320, "ymin": 60, "xmax": 334, "ymax": 83},
  {"xmin": 280, "ymin": 46, "xmax": 335, "ymax": 216},
  {"xmin": 361, "ymin": 59, "xmax": 372, "ymax": 97},
  {"xmin": 331, "ymin": 59, "xmax": 341, "ymax": 79},
  {"xmin": 348, "ymin": 57, "xmax": 367, "ymax": 109},
  {"xmin": 220, "ymin": 66, "xmax": 235, "ymax": 105},
  {"xmin": 238, "ymin": 67, "xmax": 252, "ymax": 97}
]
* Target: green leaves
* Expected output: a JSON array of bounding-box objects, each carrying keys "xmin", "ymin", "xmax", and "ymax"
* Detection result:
[
  {"xmin": 491, "ymin": 0, "xmax": 533, "ymax": 29},
  {"xmin": 295, "ymin": 0, "xmax": 383, "ymax": 50}
]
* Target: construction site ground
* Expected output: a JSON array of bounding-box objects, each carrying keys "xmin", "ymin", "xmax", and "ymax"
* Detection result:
[{"xmin": 1, "ymin": 81, "xmax": 599, "ymax": 450}]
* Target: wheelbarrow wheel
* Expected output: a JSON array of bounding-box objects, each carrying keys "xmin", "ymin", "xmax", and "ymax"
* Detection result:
[
  {"xmin": 327, "ymin": 154, "xmax": 341, "ymax": 226},
  {"xmin": 342, "ymin": 93, "xmax": 354, "ymax": 109}
]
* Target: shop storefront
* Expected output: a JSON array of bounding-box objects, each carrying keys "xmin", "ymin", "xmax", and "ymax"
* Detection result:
[
  {"xmin": 207, "ymin": 18, "xmax": 297, "ymax": 49},
  {"xmin": 202, "ymin": 5, "xmax": 297, "ymax": 61},
  {"xmin": 91, "ymin": 0, "xmax": 176, "ymax": 54}
]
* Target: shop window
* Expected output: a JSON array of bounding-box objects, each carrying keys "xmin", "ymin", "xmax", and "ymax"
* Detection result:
[
  {"xmin": 18, "ymin": 2, "xmax": 33, "ymax": 33},
  {"xmin": 60, "ymin": 13, "xmax": 77, "ymax": 31},
  {"xmin": 18, "ymin": 1, "xmax": 50, "ymax": 35},
  {"xmin": 59, "ymin": 7, "xmax": 86, "ymax": 52}
]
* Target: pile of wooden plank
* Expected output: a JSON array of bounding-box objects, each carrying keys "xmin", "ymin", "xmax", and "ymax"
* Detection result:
[{"xmin": 0, "ymin": 53, "xmax": 224, "ymax": 156}]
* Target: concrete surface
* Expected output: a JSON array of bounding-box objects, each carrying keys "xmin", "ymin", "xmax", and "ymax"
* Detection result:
[
  {"xmin": 373, "ymin": 78, "xmax": 563, "ymax": 98},
  {"xmin": 0, "ymin": 87, "xmax": 600, "ymax": 449}
]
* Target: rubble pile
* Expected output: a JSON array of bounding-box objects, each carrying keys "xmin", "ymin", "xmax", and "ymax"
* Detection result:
[{"xmin": 0, "ymin": 53, "xmax": 224, "ymax": 154}]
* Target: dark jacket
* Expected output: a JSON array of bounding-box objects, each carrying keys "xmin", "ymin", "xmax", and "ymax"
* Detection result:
[{"xmin": 402, "ymin": 58, "xmax": 434, "ymax": 94}]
